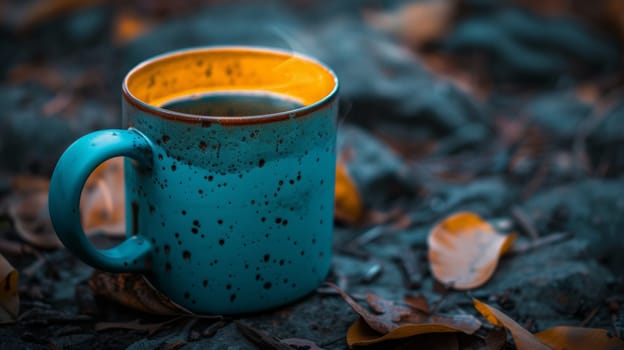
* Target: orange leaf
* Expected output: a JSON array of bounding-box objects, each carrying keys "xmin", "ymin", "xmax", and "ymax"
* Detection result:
[
  {"xmin": 535, "ymin": 326, "xmax": 624, "ymax": 350},
  {"xmin": 347, "ymin": 316, "xmax": 477, "ymax": 347},
  {"xmin": 364, "ymin": 0, "xmax": 456, "ymax": 48},
  {"xmin": 0, "ymin": 254, "xmax": 19, "ymax": 324},
  {"xmin": 473, "ymin": 299, "xmax": 550, "ymax": 350},
  {"xmin": 334, "ymin": 161, "xmax": 364, "ymax": 225},
  {"xmin": 113, "ymin": 12, "xmax": 153, "ymax": 45},
  {"xmin": 428, "ymin": 212, "xmax": 517, "ymax": 289}
]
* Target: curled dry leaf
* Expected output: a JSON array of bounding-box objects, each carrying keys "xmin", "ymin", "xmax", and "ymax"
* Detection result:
[
  {"xmin": 325, "ymin": 283, "xmax": 480, "ymax": 347},
  {"xmin": 81, "ymin": 157, "xmax": 126, "ymax": 236},
  {"xmin": 88, "ymin": 271, "xmax": 189, "ymax": 316},
  {"xmin": 7, "ymin": 176, "xmax": 61, "ymax": 249},
  {"xmin": 364, "ymin": 0, "xmax": 456, "ymax": 48},
  {"xmin": 473, "ymin": 298, "xmax": 551, "ymax": 350},
  {"xmin": 428, "ymin": 212, "xmax": 517, "ymax": 290},
  {"xmin": 0, "ymin": 254, "xmax": 19, "ymax": 323},
  {"xmin": 334, "ymin": 161, "xmax": 364, "ymax": 225},
  {"xmin": 7, "ymin": 158, "xmax": 125, "ymax": 249},
  {"xmin": 535, "ymin": 326, "xmax": 624, "ymax": 350}
]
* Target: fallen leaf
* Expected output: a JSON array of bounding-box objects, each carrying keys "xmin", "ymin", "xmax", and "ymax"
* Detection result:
[
  {"xmin": 6, "ymin": 176, "xmax": 61, "ymax": 249},
  {"xmin": 364, "ymin": 0, "xmax": 456, "ymax": 48},
  {"xmin": 88, "ymin": 271, "xmax": 189, "ymax": 316},
  {"xmin": 334, "ymin": 161, "xmax": 364, "ymax": 225},
  {"xmin": 326, "ymin": 283, "xmax": 481, "ymax": 347},
  {"xmin": 473, "ymin": 299, "xmax": 550, "ymax": 350},
  {"xmin": 81, "ymin": 157, "xmax": 126, "ymax": 236},
  {"xmin": 113, "ymin": 11, "xmax": 153, "ymax": 45},
  {"xmin": 428, "ymin": 212, "xmax": 517, "ymax": 289},
  {"xmin": 535, "ymin": 326, "xmax": 624, "ymax": 350},
  {"xmin": 0, "ymin": 254, "xmax": 19, "ymax": 323}
]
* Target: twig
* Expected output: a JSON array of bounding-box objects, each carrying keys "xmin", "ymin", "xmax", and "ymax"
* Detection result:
[
  {"xmin": 578, "ymin": 305, "xmax": 600, "ymax": 327},
  {"xmin": 509, "ymin": 232, "xmax": 573, "ymax": 255},
  {"xmin": 235, "ymin": 321, "xmax": 292, "ymax": 350},
  {"xmin": 392, "ymin": 247, "xmax": 423, "ymax": 289},
  {"xmin": 202, "ymin": 319, "xmax": 228, "ymax": 338},
  {"xmin": 510, "ymin": 206, "xmax": 539, "ymax": 240}
]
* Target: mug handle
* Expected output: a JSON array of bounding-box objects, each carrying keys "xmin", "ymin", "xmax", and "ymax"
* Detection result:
[{"xmin": 49, "ymin": 129, "xmax": 154, "ymax": 272}]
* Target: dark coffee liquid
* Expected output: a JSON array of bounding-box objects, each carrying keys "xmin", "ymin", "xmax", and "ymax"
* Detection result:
[{"xmin": 161, "ymin": 92, "xmax": 304, "ymax": 117}]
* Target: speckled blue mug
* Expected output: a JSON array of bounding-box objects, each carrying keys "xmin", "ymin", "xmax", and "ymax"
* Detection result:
[{"xmin": 48, "ymin": 47, "xmax": 338, "ymax": 314}]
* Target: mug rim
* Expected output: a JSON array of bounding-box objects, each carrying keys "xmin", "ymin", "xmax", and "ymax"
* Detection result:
[{"xmin": 122, "ymin": 46, "xmax": 339, "ymax": 125}]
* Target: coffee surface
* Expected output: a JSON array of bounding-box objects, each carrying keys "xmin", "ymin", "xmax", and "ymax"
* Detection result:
[{"xmin": 161, "ymin": 92, "xmax": 304, "ymax": 117}]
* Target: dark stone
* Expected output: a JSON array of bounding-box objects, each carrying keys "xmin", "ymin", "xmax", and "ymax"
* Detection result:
[
  {"xmin": 481, "ymin": 238, "xmax": 614, "ymax": 329},
  {"xmin": 428, "ymin": 177, "xmax": 512, "ymax": 217},
  {"xmin": 445, "ymin": 8, "xmax": 620, "ymax": 82},
  {"xmin": 587, "ymin": 101, "xmax": 624, "ymax": 176},
  {"xmin": 525, "ymin": 91, "xmax": 591, "ymax": 139},
  {"xmin": 0, "ymin": 85, "xmax": 116, "ymax": 174},
  {"xmin": 522, "ymin": 179, "xmax": 624, "ymax": 275},
  {"xmin": 337, "ymin": 123, "xmax": 412, "ymax": 205}
]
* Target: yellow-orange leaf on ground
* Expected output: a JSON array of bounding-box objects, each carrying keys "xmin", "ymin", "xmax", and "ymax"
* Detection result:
[
  {"xmin": 428, "ymin": 212, "xmax": 517, "ymax": 289},
  {"xmin": 326, "ymin": 283, "xmax": 481, "ymax": 347},
  {"xmin": 473, "ymin": 299, "xmax": 550, "ymax": 350},
  {"xmin": 334, "ymin": 161, "xmax": 364, "ymax": 225},
  {"xmin": 364, "ymin": 0, "xmax": 456, "ymax": 48},
  {"xmin": 347, "ymin": 317, "xmax": 471, "ymax": 347},
  {"xmin": 535, "ymin": 326, "xmax": 624, "ymax": 350},
  {"xmin": 88, "ymin": 271, "xmax": 189, "ymax": 316},
  {"xmin": 113, "ymin": 12, "xmax": 153, "ymax": 45},
  {"xmin": 0, "ymin": 254, "xmax": 19, "ymax": 323}
]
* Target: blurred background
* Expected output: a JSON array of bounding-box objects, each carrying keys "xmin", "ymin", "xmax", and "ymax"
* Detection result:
[{"xmin": 1, "ymin": 0, "xmax": 622, "ymax": 176}]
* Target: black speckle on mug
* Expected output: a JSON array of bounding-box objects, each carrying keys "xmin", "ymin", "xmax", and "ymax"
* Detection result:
[
  {"xmin": 149, "ymin": 204, "xmax": 155, "ymax": 213},
  {"xmin": 203, "ymin": 280, "xmax": 208, "ymax": 287},
  {"xmin": 174, "ymin": 232, "xmax": 180, "ymax": 238},
  {"xmin": 217, "ymin": 219, "xmax": 223, "ymax": 225},
  {"xmin": 165, "ymin": 262, "xmax": 172, "ymax": 272},
  {"xmin": 279, "ymin": 259, "xmax": 284, "ymax": 266},
  {"xmin": 193, "ymin": 220, "xmax": 200, "ymax": 227},
  {"xmin": 182, "ymin": 210, "xmax": 187, "ymax": 216},
  {"xmin": 300, "ymin": 250, "xmax": 305, "ymax": 256},
  {"xmin": 184, "ymin": 292, "xmax": 190, "ymax": 299},
  {"xmin": 258, "ymin": 159, "xmax": 265, "ymax": 167},
  {"xmin": 255, "ymin": 274, "xmax": 261, "ymax": 281},
  {"xmin": 263, "ymin": 254, "xmax": 270, "ymax": 263},
  {"xmin": 226, "ymin": 284, "xmax": 232, "ymax": 290},
  {"xmin": 164, "ymin": 245, "xmax": 170, "ymax": 254},
  {"xmin": 158, "ymin": 154, "xmax": 163, "ymax": 160},
  {"xmin": 171, "ymin": 164, "xmax": 177, "ymax": 171},
  {"xmin": 263, "ymin": 282, "xmax": 272, "ymax": 290},
  {"xmin": 219, "ymin": 239, "xmax": 225, "ymax": 246},
  {"xmin": 183, "ymin": 250, "xmax": 191, "ymax": 260},
  {"xmin": 230, "ymin": 294, "xmax": 237, "ymax": 302},
  {"xmin": 191, "ymin": 227, "xmax": 198, "ymax": 234},
  {"xmin": 282, "ymin": 220, "xmax": 288, "ymax": 226},
  {"xmin": 162, "ymin": 135, "xmax": 170, "ymax": 144},
  {"xmin": 275, "ymin": 218, "xmax": 282, "ymax": 224},
  {"xmin": 199, "ymin": 141, "xmax": 207, "ymax": 151}
]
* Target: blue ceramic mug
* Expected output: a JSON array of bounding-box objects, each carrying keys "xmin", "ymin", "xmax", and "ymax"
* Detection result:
[{"xmin": 48, "ymin": 47, "xmax": 338, "ymax": 314}]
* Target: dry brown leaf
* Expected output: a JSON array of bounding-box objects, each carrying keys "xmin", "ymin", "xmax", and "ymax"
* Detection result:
[
  {"xmin": 535, "ymin": 326, "xmax": 624, "ymax": 350},
  {"xmin": 334, "ymin": 161, "xmax": 364, "ymax": 225},
  {"xmin": 7, "ymin": 176, "xmax": 61, "ymax": 249},
  {"xmin": 364, "ymin": 0, "xmax": 456, "ymax": 48},
  {"xmin": 0, "ymin": 254, "xmax": 19, "ymax": 323},
  {"xmin": 326, "ymin": 283, "xmax": 480, "ymax": 347},
  {"xmin": 428, "ymin": 212, "xmax": 517, "ymax": 290},
  {"xmin": 81, "ymin": 157, "xmax": 126, "ymax": 236},
  {"xmin": 473, "ymin": 299, "xmax": 550, "ymax": 350},
  {"xmin": 88, "ymin": 271, "xmax": 189, "ymax": 316}
]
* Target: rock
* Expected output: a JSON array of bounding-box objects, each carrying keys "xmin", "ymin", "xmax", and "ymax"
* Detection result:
[
  {"xmin": 0, "ymin": 85, "xmax": 116, "ymax": 174},
  {"xmin": 587, "ymin": 101, "xmax": 624, "ymax": 176},
  {"xmin": 522, "ymin": 179, "xmax": 624, "ymax": 275},
  {"xmin": 337, "ymin": 123, "xmax": 412, "ymax": 205},
  {"xmin": 480, "ymin": 238, "xmax": 614, "ymax": 329},
  {"xmin": 428, "ymin": 177, "xmax": 513, "ymax": 217},
  {"xmin": 525, "ymin": 91, "xmax": 591, "ymax": 139},
  {"xmin": 444, "ymin": 8, "xmax": 620, "ymax": 81}
]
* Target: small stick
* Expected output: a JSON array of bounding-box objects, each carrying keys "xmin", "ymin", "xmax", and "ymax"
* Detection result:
[
  {"xmin": 393, "ymin": 247, "xmax": 422, "ymax": 289},
  {"xmin": 511, "ymin": 206, "xmax": 539, "ymax": 240},
  {"xmin": 578, "ymin": 305, "xmax": 600, "ymax": 327},
  {"xmin": 509, "ymin": 232, "xmax": 573, "ymax": 255}
]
